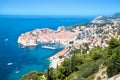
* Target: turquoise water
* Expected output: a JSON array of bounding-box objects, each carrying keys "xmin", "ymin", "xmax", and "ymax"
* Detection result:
[{"xmin": 0, "ymin": 15, "xmax": 94, "ymax": 80}]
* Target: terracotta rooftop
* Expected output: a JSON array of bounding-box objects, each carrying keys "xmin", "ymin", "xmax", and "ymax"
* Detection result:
[{"xmin": 55, "ymin": 48, "xmax": 69, "ymax": 57}]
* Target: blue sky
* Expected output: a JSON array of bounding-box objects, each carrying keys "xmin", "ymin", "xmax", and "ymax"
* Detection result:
[{"xmin": 0, "ymin": 0, "xmax": 120, "ymax": 16}]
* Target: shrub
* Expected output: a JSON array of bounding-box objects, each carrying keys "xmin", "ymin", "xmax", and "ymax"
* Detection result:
[
  {"xmin": 21, "ymin": 72, "xmax": 43, "ymax": 80},
  {"xmin": 78, "ymin": 61, "xmax": 99, "ymax": 78}
]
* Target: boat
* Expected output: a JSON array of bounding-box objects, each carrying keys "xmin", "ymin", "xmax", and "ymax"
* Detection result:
[
  {"xmin": 5, "ymin": 38, "xmax": 8, "ymax": 42},
  {"xmin": 41, "ymin": 46, "xmax": 57, "ymax": 49},
  {"xmin": 15, "ymin": 71, "xmax": 20, "ymax": 74},
  {"xmin": 7, "ymin": 63, "xmax": 13, "ymax": 66}
]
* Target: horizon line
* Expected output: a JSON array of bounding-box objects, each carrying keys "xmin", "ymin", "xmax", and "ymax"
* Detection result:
[{"xmin": 1, "ymin": 12, "xmax": 118, "ymax": 16}]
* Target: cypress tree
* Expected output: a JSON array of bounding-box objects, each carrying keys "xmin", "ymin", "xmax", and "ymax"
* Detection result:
[{"xmin": 47, "ymin": 68, "xmax": 50, "ymax": 80}]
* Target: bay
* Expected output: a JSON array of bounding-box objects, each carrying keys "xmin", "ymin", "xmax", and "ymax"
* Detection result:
[{"xmin": 0, "ymin": 15, "xmax": 94, "ymax": 80}]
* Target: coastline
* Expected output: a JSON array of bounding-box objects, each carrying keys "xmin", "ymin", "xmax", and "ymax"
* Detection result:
[
  {"xmin": 49, "ymin": 47, "xmax": 69, "ymax": 69},
  {"xmin": 44, "ymin": 14, "xmax": 120, "ymax": 69},
  {"xmin": 17, "ymin": 13, "xmax": 120, "ymax": 80},
  {"xmin": 17, "ymin": 14, "xmax": 120, "ymax": 70},
  {"xmin": 3, "ymin": 14, "xmax": 120, "ymax": 80},
  {"xmin": 17, "ymin": 28, "xmax": 77, "ymax": 47}
]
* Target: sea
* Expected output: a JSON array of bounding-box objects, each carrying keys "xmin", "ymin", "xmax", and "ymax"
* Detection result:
[{"xmin": 0, "ymin": 15, "xmax": 95, "ymax": 80}]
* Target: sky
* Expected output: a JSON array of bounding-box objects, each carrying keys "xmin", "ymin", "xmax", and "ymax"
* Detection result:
[{"xmin": 0, "ymin": 0, "xmax": 120, "ymax": 16}]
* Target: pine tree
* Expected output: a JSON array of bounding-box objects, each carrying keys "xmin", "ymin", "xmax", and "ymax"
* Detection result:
[
  {"xmin": 107, "ymin": 48, "xmax": 120, "ymax": 77},
  {"xmin": 71, "ymin": 51, "xmax": 76, "ymax": 72}
]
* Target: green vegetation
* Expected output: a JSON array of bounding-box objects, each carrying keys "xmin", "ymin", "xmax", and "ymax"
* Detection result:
[
  {"xmin": 21, "ymin": 37, "xmax": 120, "ymax": 80},
  {"xmin": 21, "ymin": 72, "xmax": 44, "ymax": 80},
  {"xmin": 96, "ymin": 29, "xmax": 103, "ymax": 34},
  {"xmin": 69, "ymin": 41, "xmax": 74, "ymax": 44},
  {"xmin": 117, "ymin": 24, "xmax": 120, "ymax": 35},
  {"xmin": 106, "ymin": 37, "xmax": 120, "ymax": 77}
]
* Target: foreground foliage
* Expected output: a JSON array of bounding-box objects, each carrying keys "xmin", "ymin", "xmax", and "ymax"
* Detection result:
[
  {"xmin": 21, "ymin": 72, "xmax": 44, "ymax": 80},
  {"xmin": 21, "ymin": 37, "xmax": 120, "ymax": 80}
]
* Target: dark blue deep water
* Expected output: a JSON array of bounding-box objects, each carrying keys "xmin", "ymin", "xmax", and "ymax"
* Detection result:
[{"xmin": 0, "ymin": 15, "xmax": 94, "ymax": 80}]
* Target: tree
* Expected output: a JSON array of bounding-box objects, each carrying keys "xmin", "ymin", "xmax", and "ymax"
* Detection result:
[
  {"xmin": 71, "ymin": 52, "xmax": 76, "ymax": 72},
  {"xmin": 108, "ymin": 38, "xmax": 120, "ymax": 48},
  {"xmin": 117, "ymin": 24, "xmax": 120, "ymax": 35},
  {"xmin": 78, "ymin": 61, "xmax": 99, "ymax": 78},
  {"xmin": 69, "ymin": 41, "xmax": 74, "ymax": 44},
  {"xmin": 89, "ymin": 47, "xmax": 102, "ymax": 60},
  {"xmin": 107, "ymin": 48, "xmax": 120, "ymax": 77},
  {"xmin": 21, "ymin": 72, "xmax": 44, "ymax": 80},
  {"xmin": 92, "ymin": 53, "xmax": 101, "ymax": 60}
]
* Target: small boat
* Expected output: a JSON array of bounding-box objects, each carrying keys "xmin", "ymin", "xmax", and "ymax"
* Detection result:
[
  {"xmin": 15, "ymin": 71, "xmax": 20, "ymax": 74},
  {"xmin": 5, "ymin": 38, "xmax": 8, "ymax": 42},
  {"xmin": 7, "ymin": 63, "xmax": 13, "ymax": 66}
]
